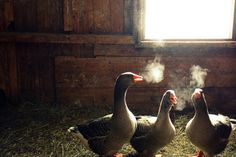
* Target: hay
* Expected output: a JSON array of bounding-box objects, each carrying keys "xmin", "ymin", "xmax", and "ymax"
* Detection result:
[{"xmin": 0, "ymin": 103, "xmax": 235, "ymax": 157}]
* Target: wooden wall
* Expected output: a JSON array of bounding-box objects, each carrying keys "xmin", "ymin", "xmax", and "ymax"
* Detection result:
[{"xmin": 0, "ymin": 0, "xmax": 236, "ymax": 113}]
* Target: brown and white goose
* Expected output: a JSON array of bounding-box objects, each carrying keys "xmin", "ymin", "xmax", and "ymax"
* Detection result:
[
  {"xmin": 128, "ymin": 90, "xmax": 177, "ymax": 157},
  {"xmin": 68, "ymin": 72, "xmax": 143, "ymax": 156},
  {"xmin": 186, "ymin": 88, "xmax": 236, "ymax": 157}
]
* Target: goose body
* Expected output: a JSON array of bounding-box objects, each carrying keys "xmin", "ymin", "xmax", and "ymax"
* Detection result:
[
  {"xmin": 129, "ymin": 90, "xmax": 177, "ymax": 157},
  {"xmin": 186, "ymin": 88, "xmax": 236, "ymax": 157},
  {"xmin": 68, "ymin": 72, "xmax": 143, "ymax": 156},
  {"xmin": 68, "ymin": 114, "xmax": 157, "ymax": 145}
]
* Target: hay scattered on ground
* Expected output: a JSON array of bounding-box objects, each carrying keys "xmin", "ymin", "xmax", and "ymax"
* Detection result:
[{"xmin": 0, "ymin": 103, "xmax": 235, "ymax": 157}]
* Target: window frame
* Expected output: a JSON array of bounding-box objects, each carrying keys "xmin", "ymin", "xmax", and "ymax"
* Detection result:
[{"xmin": 133, "ymin": 0, "xmax": 236, "ymax": 48}]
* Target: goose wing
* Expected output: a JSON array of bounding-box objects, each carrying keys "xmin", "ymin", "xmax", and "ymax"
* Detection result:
[
  {"xmin": 69, "ymin": 114, "xmax": 156, "ymax": 139},
  {"xmin": 209, "ymin": 114, "xmax": 232, "ymax": 139},
  {"xmin": 133, "ymin": 115, "xmax": 156, "ymax": 137},
  {"xmin": 68, "ymin": 114, "xmax": 112, "ymax": 139}
]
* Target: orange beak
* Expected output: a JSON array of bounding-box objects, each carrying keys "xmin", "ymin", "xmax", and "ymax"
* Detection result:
[
  {"xmin": 133, "ymin": 74, "xmax": 143, "ymax": 83},
  {"xmin": 170, "ymin": 94, "xmax": 177, "ymax": 105}
]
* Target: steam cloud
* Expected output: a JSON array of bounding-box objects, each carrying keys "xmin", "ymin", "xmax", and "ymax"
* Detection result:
[
  {"xmin": 141, "ymin": 58, "xmax": 165, "ymax": 83},
  {"xmin": 170, "ymin": 65, "xmax": 208, "ymax": 110},
  {"xmin": 141, "ymin": 59, "xmax": 208, "ymax": 111},
  {"xmin": 190, "ymin": 65, "xmax": 208, "ymax": 88}
]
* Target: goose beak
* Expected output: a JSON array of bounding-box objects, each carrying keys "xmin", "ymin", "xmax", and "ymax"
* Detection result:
[
  {"xmin": 169, "ymin": 90, "xmax": 177, "ymax": 106},
  {"xmin": 170, "ymin": 95, "xmax": 177, "ymax": 106},
  {"xmin": 133, "ymin": 74, "xmax": 143, "ymax": 83}
]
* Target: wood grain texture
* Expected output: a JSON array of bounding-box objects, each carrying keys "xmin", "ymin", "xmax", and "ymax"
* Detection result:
[
  {"xmin": 63, "ymin": 0, "xmax": 73, "ymax": 32},
  {"xmin": 3, "ymin": 0, "xmax": 14, "ymax": 31},
  {"xmin": 0, "ymin": 1, "xmax": 4, "ymax": 31},
  {"xmin": 124, "ymin": 0, "xmax": 133, "ymax": 34},
  {"xmin": 110, "ymin": 0, "xmax": 124, "ymax": 33},
  {"xmin": 36, "ymin": 0, "xmax": 63, "ymax": 32},
  {"xmin": 55, "ymin": 56, "xmax": 236, "ymax": 111},
  {"xmin": 13, "ymin": 0, "xmax": 37, "ymax": 32},
  {"xmin": 76, "ymin": 0, "xmax": 94, "ymax": 33},
  {"xmin": 0, "ymin": 32, "xmax": 134, "ymax": 44},
  {"xmin": 93, "ymin": 0, "xmax": 111, "ymax": 33},
  {"xmin": 0, "ymin": 43, "xmax": 18, "ymax": 104},
  {"xmin": 16, "ymin": 43, "xmax": 54, "ymax": 103}
]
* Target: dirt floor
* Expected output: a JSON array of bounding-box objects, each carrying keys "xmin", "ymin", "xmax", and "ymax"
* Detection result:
[{"xmin": 0, "ymin": 102, "xmax": 236, "ymax": 157}]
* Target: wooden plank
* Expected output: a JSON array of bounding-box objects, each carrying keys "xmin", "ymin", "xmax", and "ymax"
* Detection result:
[
  {"xmin": 3, "ymin": 0, "xmax": 14, "ymax": 31},
  {"xmin": 63, "ymin": 0, "xmax": 73, "ymax": 32},
  {"xmin": 0, "ymin": 43, "xmax": 8, "ymax": 93},
  {"xmin": 0, "ymin": 43, "xmax": 18, "ymax": 104},
  {"xmin": 77, "ymin": 0, "xmax": 94, "ymax": 33},
  {"xmin": 36, "ymin": 0, "xmax": 63, "ymax": 32},
  {"xmin": 56, "ymin": 87, "xmax": 166, "ymax": 110},
  {"xmin": 55, "ymin": 57, "xmax": 150, "ymax": 88},
  {"xmin": 203, "ymin": 87, "xmax": 236, "ymax": 113},
  {"xmin": 233, "ymin": 0, "xmax": 236, "ymax": 40},
  {"xmin": 36, "ymin": 1, "xmax": 50, "ymax": 32},
  {"xmin": 13, "ymin": 0, "xmax": 37, "ymax": 31},
  {"xmin": 93, "ymin": 0, "xmax": 111, "ymax": 33},
  {"xmin": 110, "ymin": 0, "xmax": 124, "ymax": 33},
  {"xmin": 2, "ymin": 33, "xmax": 236, "ymax": 47},
  {"xmin": 53, "ymin": 44, "xmax": 94, "ymax": 57},
  {"xmin": 0, "ymin": 1, "xmax": 4, "ymax": 31},
  {"xmin": 55, "ymin": 56, "xmax": 236, "ymax": 89},
  {"xmin": 49, "ymin": 0, "xmax": 63, "ymax": 32},
  {"xmin": 56, "ymin": 85, "xmax": 236, "ymax": 113},
  {"xmin": 0, "ymin": 32, "xmax": 134, "ymax": 44},
  {"xmin": 16, "ymin": 43, "xmax": 54, "ymax": 103},
  {"xmin": 7, "ymin": 43, "xmax": 18, "ymax": 103},
  {"xmin": 12, "ymin": 0, "xmax": 22, "ymax": 31},
  {"xmin": 124, "ymin": 0, "xmax": 133, "ymax": 34},
  {"xmin": 95, "ymin": 44, "xmax": 236, "ymax": 57}
]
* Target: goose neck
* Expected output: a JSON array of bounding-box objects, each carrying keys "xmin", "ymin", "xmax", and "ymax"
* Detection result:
[
  {"xmin": 155, "ymin": 111, "xmax": 171, "ymax": 127},
  {"xmin": 113, "ymin": 85, "xmax": 129, "ymax": 113},
  {"xmin": 194, "ymin": 101, "xmax": 209, "ymax": 115}
]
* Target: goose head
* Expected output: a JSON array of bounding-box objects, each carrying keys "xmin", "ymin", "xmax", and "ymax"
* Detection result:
[
  {"xmin": 191, "ymin": 88, "xmax": 208, "ymax": 111},
  {"xmin": 159, "ymin": 90, "xmax": 177, "ymax": 112},
  {"xmin": 115, "ymin": 72, "xmax": 143, "ymax": 89}
]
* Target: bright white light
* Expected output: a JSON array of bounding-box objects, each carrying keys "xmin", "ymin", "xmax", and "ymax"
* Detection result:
[{"xmin": 145, "ymin": 0, "xmax": 235, "ymax": 40}]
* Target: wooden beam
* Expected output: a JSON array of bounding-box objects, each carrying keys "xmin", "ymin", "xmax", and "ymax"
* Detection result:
[
  {"xmin": 1, "ymin": 32, "xmax": 235, "ymax": 47},
  {"xmin": 0, "ymin": 32, "xmax": 134, "ymax": 44}
]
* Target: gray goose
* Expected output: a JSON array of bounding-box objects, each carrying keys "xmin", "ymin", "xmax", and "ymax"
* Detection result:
[
  {"xmin": 186, "ymin": 88, "xmax": 236, "ymax": 157},
  {"xmin": 128, "ymin": 90, "xmax": 177, "ymax": 157},
  {"xmin": 68, "ymin": 72, "xmax": 143, "ymax": 156}
]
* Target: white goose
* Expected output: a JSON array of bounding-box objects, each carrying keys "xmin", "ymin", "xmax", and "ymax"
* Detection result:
[
  {"xmin": 68, "ymin": 72, "xmax": 143, "ymax": 156},
  {"xmin": 186, "ymin": 88, "xmax": 236, "ymax": 157},
  {"xmin": 128, "ymin": 90, "xmax": 177, "ymax": 157}
]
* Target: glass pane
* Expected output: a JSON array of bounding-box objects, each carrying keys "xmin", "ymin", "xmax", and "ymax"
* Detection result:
[{"xmin": 145, "ymin": 0, "xmax": 235, "ymax": 40}]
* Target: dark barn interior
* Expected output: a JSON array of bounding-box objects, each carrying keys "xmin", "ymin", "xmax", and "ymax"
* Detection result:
[{"xmin": 1, "ymin": 0, "xmax": 236, "ymax": 156}]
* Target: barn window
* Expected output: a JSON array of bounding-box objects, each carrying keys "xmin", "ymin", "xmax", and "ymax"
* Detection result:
[{"xmin": 134, "ymin": 0, "xmax": 236, "ymax": 46}]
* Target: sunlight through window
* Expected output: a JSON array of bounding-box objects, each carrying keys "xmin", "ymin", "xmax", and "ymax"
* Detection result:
[{"xmin": 145, "ymin": 0, "xmax": 235, "ymax": 40}]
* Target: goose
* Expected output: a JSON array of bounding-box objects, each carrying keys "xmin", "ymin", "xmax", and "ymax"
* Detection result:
[
  {"xmin": 186, "ymin": 88, "xmax": 236, "ymax": 157},
  {"xmin": 68, "ymin": 72, "xmax": 143, "ymax": 156},
  {"xmin": 128, "ymin": 90, "xmax": 177, "ymax": 157}
]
